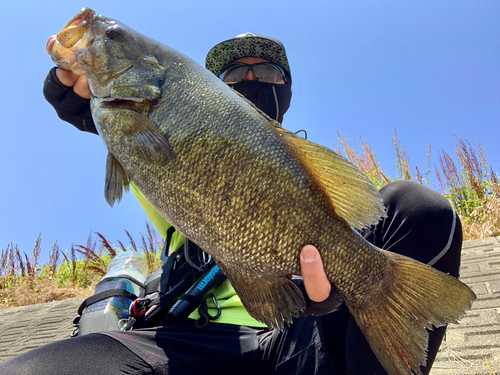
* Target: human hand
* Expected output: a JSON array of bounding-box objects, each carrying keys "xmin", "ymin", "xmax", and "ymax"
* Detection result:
[
  {"xmin": 300, "ymin": 245, "xmax": 331, "ymax": 302},
  {"xmin": 46, "ymin": 35, "xmax": 91, "ymax": 99}
]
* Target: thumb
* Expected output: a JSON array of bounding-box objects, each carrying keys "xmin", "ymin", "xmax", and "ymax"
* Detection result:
[
  {"xmin": 46, "ymin": 35, "xmax": 57, "ymax": 54},
  {"xmin": 300, "ymin": 245, "xmax": 331, "ymax": 303}
]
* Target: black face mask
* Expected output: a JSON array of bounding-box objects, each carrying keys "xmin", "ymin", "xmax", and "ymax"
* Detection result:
[{"xmin": 230, "ymin": 81, "xmax": 292, "ymax": 124}]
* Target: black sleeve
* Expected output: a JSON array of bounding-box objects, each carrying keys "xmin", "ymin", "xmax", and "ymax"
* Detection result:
[
  {"xmin": 292, "ymin": 276, "xmax": 343, "ymax": 316},
  {"xmin": 43, "ymin": 67, "xmax": 99, "ymax": 135}
]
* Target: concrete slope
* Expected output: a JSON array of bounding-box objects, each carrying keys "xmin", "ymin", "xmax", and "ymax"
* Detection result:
[{"xmin": 431, "ymin": 237, "xmax": 500, "ymax": 375}]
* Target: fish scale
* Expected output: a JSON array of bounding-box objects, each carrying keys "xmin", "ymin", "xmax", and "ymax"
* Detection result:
[{"xmin": 51, "ymin": 8, "xmax": 476, "ymax": 375}]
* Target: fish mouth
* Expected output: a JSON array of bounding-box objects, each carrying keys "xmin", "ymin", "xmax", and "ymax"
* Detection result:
[
  {"xmin": 51, "ymin": 8, "xmax": 97, "ymax": 73},
  {"xmin": 52, "ymin": 8, "xmax": 133, "ymax": 82},
  {"xmin": 94, "ymin": 97, "xmax": 145, "ymax": 109},
  {"xmin": 57, "ymin": 7, "xmax": 96, "ymax": 48}
]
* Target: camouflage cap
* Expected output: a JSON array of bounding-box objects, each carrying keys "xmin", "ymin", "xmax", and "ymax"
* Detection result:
[{"xmin": 205, "ymin": 32, "xmax": 292, "ymax": 83}]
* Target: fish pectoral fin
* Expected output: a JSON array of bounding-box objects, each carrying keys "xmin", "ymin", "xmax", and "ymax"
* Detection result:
[
  {"xmin": 277, "ymin": 127, "xmax": 385, "ymax": 230},
  {"xmin": 105, "ymin": 152, "xmax": 131, "ymax": 207},
  {"xmin": 226, "ymin": 271, "xmax": 306, "ymax": 331},
  {"xmin": 347, "ymin": 249, "xmax": 476, "ymax": 375},
  {"xmin": 118, "ymin": 109, "xmax": 176, "ymax": 164}
]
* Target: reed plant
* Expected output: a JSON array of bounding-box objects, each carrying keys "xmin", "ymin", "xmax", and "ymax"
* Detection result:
[
  {"xmin": 334, "ymin": 131, "xmax": 391, "ymax": 190},
  {"xmin": 0, "ymin": 223, "xmax": 164, "ymax": 309},
  {"xmin": 335, "ymin": 131, "xmax": 500, "ymax": 240}
]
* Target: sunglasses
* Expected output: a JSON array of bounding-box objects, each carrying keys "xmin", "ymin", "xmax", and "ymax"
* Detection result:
[{"xmin": 219, "ymin": 62, "xmax": 287, "ymax": 84}]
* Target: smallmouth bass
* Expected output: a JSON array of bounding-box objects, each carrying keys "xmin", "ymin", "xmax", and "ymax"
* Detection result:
[{"xmin": 50, "ymin": 8, "xmax": 476, "ymax": 375}]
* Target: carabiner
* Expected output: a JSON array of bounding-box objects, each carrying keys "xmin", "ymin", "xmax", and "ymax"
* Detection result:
[
  {"xmin": 70, "ymin": 316, "xmax": 80, "ymax": 337},
  {"xmin": 208, "ymin": 295, "xmax": 222, "ymax": 320}
]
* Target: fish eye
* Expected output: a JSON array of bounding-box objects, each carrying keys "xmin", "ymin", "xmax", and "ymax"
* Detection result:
[{"xmin": 106, "ymin": 25, "xmax": 124, "ymax": 40}]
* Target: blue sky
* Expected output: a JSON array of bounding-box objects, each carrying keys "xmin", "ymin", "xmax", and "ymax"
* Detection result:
[{"xmin": 1, "ymin": 1, "xmax": 498, "ymax": 263}]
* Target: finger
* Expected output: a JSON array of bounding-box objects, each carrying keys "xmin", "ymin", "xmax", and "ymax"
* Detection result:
[
  {"xmin": 46, "ymin": 34, "xmax": 91, "ymax": 100},
  {"xmin": 73, "ymin": 75, "xmax": 91, "ymax": 99},
  {"xmin": 46, "ymin": 35, "xmax": 57, "ymax": 54},
  {"xmin": 300, "ymin": 245, "xmax": 331, "ymax": 302},
  {"xmin": 55, "ymin": 68, "xmax": 80, "ymax": 87}
]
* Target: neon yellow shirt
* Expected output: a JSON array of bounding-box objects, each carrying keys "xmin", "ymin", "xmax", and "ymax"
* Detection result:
[{"xmin": 131, "ymin": 183, "xmax": 266, "ymax": 327}]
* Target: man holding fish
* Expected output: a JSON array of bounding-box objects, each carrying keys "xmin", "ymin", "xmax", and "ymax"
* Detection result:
[{"xmin": 0, "ymin": 12, "xmax": 468, "ymax": 375}]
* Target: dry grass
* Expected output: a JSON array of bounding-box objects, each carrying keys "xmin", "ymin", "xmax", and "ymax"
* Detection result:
[
  {"xmin": 0, "ymin": 223, "xmax": 164, "ymax": 309},
  {"xmin": 0, "ymin": 278, "xmax": 94, "ymax": 310},
  {"xmin": 461, "ymin": 195, "xmax": 500, "ymax": 241}
]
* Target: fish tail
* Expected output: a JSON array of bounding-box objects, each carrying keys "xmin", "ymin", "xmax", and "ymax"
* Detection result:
[{"xmin": 347, "ymin": 249, "xmax": 476, "ymax": 375}]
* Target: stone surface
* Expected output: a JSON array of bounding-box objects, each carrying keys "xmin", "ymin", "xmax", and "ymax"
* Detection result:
[{"xmin": 430, "ymin": 237, "xmax": 500, "ymax": 375}]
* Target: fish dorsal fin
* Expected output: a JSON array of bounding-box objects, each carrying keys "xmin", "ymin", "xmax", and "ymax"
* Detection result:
[
  {"xmin": 277, "ymin": 127, "xmax": 385, "ymax": 229},
  {"xmin": 231, "ymin": 88, "xmax": 384, "ymax": 228}
]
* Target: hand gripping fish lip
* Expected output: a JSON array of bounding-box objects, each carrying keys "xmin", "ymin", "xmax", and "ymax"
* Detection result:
[{"xmin": 53, "ymin": 9, "xmax": 144, "ymax": 91}]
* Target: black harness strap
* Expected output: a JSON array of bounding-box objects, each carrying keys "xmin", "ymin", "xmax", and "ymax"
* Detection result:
[
  {"xmin": 161, "ymin": 226, "xmax": 177, "ymax": 263},
  {"xmin": 77, "ymin": 289, "xmax": 138, "ymax": 316}
]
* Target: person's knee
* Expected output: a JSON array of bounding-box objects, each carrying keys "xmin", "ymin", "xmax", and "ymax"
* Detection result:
[
  {"xmin": 0, "ymin": 345, "xmax": 51, "ymax": 374},
  {"xmin": 380, "ymin": 180, "xmax": 455, "ymax": 222},
  {"xmin": 375, "ymin": 181, "xmax": 462, "ymax": 272},
  {"xmin": 0, "ymin": 334, "xmax": 151, "ymax": 375}
]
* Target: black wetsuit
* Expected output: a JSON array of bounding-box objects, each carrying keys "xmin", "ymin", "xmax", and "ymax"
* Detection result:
[{"xmin": 0, "ymin": 70, "xmax": 463, "ymax": 375}]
